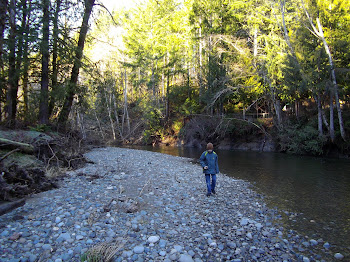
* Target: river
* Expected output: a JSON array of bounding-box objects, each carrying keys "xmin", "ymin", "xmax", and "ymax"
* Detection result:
[{"xmin": 127, "ymin": 145, "xmax": 350, "ymax": 257}]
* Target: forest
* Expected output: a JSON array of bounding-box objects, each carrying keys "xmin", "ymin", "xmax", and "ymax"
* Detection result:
[{"xmin": 0, "ymin": 0, "xmax": 350, "ymax": 156}]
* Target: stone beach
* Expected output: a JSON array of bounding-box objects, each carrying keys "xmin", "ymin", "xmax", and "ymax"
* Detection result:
[{"xmin": 0, "ymin": 147, "xmax": 344, "ymax": 261}]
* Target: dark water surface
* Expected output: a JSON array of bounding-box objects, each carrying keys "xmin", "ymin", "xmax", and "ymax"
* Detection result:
[{"xmin": 127, "ymin": 146, "xmax": 350, "ymax": 256}]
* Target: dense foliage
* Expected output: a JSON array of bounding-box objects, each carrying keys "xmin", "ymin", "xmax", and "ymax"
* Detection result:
[{"xmin": 0, "ymin": 0, "xmax": 349, "ymax": 155}]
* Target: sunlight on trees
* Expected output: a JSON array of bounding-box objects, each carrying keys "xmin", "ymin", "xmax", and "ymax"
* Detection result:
[{"xmin": 0, "ymin": 0, "xmax": 349, "ymax": 154}]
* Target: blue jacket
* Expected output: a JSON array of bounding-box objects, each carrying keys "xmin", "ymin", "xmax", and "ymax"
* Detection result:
[{"xmin": 199, "ymin": 150, "xmax": 219, "ymax": 174}]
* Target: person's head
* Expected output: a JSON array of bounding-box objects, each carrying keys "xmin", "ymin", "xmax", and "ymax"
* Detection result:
[{"xmin": 206, "ymin": 142, "xmax": 214, "ymax": 152}]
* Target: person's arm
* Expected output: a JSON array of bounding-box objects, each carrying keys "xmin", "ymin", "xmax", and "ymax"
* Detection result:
[
  {"xmin": 199, "ymin": 152, "xmax": 207, "ymax": 169},
  {"xmin": 215, "ymin": 155, "xmax": 219, "ymax": 174}
]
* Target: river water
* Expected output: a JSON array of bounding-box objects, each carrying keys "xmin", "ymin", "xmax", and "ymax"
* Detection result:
[{"xmin": 127, "ymin": 146, "xmax": 350, "ymax": 257}]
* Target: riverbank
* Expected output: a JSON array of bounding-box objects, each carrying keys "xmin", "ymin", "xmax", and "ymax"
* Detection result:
[{"xmin": 0, "ymin": 147, "xmax": 345, "ymax": 261}]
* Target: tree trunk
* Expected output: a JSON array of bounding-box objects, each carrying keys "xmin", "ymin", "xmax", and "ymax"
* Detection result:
[
  {"xmin": 253, "ymin": 27, "xmax": 258, "ymax": 61},
  {"xmin": 0, "ymin": 0, "xmax": 7, "ymax": 70},
  {"xmin": 6, "ymin": 0, "xmax": 17, "ymax": 123},
  {"xmin": 58, "ymin": 0, "xmax": 95, "ymax": 124},
  {"xmin": 22, "ymin": 47, "xmax": 29, "ymax": 119},
  {"xmin": 315, "ymin": 93, "xmax": 323, "ymax": 136},
  {"xmin": 274, "ymin": 98, "xmax": 283, "ymax": 128},
  {"xmin": 9, "ymin": 0, "xmax": 26, "ymax": 122},
  {"xmin": 16, "ymin": 0, "xmax": 27, "ymax": 73},
  {"xmin": 166, "ymin": 69, "xmax": 170, "ymax": 121},
  {"xmin": 94, "ymin": 110, "xmax": 105, "ymax": 140},
  {"xmin": 198, "ymin": 17, "xmax": 203, "ymax": 99},
  {"xmin": 0, "ymin": 0, "xmax": 8, "ymax": 121},
  {"xmin": 138, "ymin": 67, "xmax": 141, "ymax": 98},
  {"xmin": 112, "ymin": 93, "xmax": 123, "ymax": 140},
  {"xmin": 294, "ymin": 99, "xmax": 299, "ymax": 118},
  {"xmin": 321, "ymin": 107, "xmax": 329, "ymax": 132},
  {"xmin": 281, "ymin": 1, "xmax": 296, "ymax": 58},
  {"xmin": 268, "ymin": 82, "xmax": 283, "ymax": 129},
  {"xmin": 48, "ymin": 0, "xmax": 62, "ymax": 116},
  {"xmin": 165, "ymin": 52, "xmax": 170, "ymax": 121},
  {"xmin": 121, "ymin": 72, "xmax": 124, "ymax": 134},
  {"xmin": 329, "ymin": 89, "xmax": 335, "ymax": 142},
  {"xmin": 39, "ymin": 0, "xmax": 50, "ymax": 124},
  {"xmin": 162, "ymin": 55, "xmax": 165, "ymax": 116},
  {"xmin": 316, "ymin": 18, "xmax": 346, "ymax": 141},
  {"xmin": 104, "ymin": 86, "xmax": 116, "ymax": 140},
  {"xmin": 304, "ymin": 6, "xmax": 346, "ymax": 141},
  {"xmin": 123, "ymin": 68, "xmax": 130, "ymax": 135},
  {"xmin": 151, "ymin": 60, "xmax": 155, "ymax": 98},
  {"xmin": 0, "ymin": 0, "xmax": 7, "ymax": 86},
  {"xmin": 77, "ymin": 111, "xmax": 86, "ymax": 139},
  {"xmin": 22, "ymin": 0, "xmax": 31, "ymax": 119}
]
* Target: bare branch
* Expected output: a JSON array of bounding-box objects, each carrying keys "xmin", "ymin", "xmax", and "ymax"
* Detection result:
[
  {"xmin": 46, "ymin": 141, "xmax": 60, "ymax": 168},
  {"xmin": 301, "ymin": 0, "xmax": 321, "ymax": 37},
  {"xmin": 0, "ymin": 149, "xmax": 20, "ymax": 162},
  {"xmin": 206, "ymin": 86, "xmax": 239, "ymax": 109},
  {"xmin": 245, "ymin": 97, "xmax": 264, "ymax": 113},
  {"xmin": 94, "ymin": 3, "xmax": 119, "ymax": 26}
]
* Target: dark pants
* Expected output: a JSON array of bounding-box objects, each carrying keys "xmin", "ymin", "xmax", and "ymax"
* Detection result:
[{"xmin": 205, "ymin": 174, "xmax": 216, "ymax": 194}]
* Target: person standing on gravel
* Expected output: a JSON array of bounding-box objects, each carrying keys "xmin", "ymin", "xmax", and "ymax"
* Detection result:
[{"xmin": 199, "ymin": 142, "xmax": 219, "ymax": 197}]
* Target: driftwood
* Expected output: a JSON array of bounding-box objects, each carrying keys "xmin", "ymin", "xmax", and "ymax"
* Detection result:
[
  {"xmin": 0, "ymin": 138, "xmax": 34, "ymax": 153},
  {"xmin": 0, "ymin": 199, "xmax": 26, "ymax": 216},
  {"xmin": 0, "ymin": 149, "xmax": 20, "ymax": 162},
  {"xmin": 0, "ymin": 131, "xmax": 87, "ymax": 215}
]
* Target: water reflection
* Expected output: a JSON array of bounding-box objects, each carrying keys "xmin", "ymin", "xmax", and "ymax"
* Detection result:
[{"xmin": 126, "ymin": 145, "xmax": 350, "ymax": 255}]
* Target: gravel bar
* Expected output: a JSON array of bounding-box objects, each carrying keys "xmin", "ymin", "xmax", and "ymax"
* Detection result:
[{"xmin": 0, "ymin": 147, "xmax": 341, "ymax": 261}]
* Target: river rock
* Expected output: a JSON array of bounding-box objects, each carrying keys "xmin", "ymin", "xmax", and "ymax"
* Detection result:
[
  {"xmin": 9, "ymin": 232, "xmax": 21, "ymax": 241},
  {"xmin": 334, "ymin": 253, "xmax": 344, "ymax": 260},
  {"xmin": 148, "ymin": 235, "xmax": 160, "ymax": 243},
  {"xmin": 302, "ymin": 257, "xmax": 310, "ymax": 262},
  {"xmin": 255, "ymin": 223, "xmax": 263, "ymax": 230},
  {"xmin": 310, "ymin": 239, "xmax": 318, "ymax": 246},
  {"xmin": 58, "ymin": 232, "xmax": 71, "ymax": 242},
  {"xmin": 323, "ymin": 242, "xmax": 331, "ymax": 249},
  {"xmin": 42, "ymin": 244, "xmax": 52, "ymax": 251},
  {"xmin": 76, "ymin": 235, "xmax": 84, "ymax": 240},
  {"xmin": 1, "ymin": 230, "xmax": 9, "ymax": 237},
  {"xmin": 240, "ymin": 218, "xmax": 249, "ymax": 226},
  {"xmin": 159, "ymin": 239, "xmax": 167, "ymax": 248},
  {"xmin": 179, "ymin": 254, "xmax": 194, "ymax": 262},
  {"xmin": 133, "ymin": 245, "xmax": 145, "ymax": 254}
]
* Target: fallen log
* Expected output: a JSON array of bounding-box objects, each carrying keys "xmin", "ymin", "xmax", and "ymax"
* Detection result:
[
  {"xmin": 0, "ymin": 138, "xmax": 34, "ymax": 154},
  {"xmin": 0, "ymin": 199, "xmax": 26, "ymax": 216}
]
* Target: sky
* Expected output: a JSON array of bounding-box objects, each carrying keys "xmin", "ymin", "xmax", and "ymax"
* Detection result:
[
  {"xmin": 89, "ymin": 0, "xmax": 140, "ymax": 62},
  {"xmin": 100, "ymin": 0, "xmax": 139, "ymax": 11}
]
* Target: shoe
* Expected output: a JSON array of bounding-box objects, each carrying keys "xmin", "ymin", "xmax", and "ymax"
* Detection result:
[
  {"xmin": 212, "ymin": 190, "xmax": 216, "ymax": 195},
  {"xmin": 206, "ymin": 192, "xmax": 211, "ymax": 197}
]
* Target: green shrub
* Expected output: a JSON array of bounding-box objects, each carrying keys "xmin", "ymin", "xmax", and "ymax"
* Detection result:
[
  {"xmin": 278, "ymin": 123, "xmax": 327, "ymax": 155},
  {"xmin": 141, "ymin": 107, "xmax": 163, "ymax": 144}
]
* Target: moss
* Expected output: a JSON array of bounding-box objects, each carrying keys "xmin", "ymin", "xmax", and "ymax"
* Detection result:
[{"xmin": 0, "ymin": 150, "xmax": 44, "ymax": 169}]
